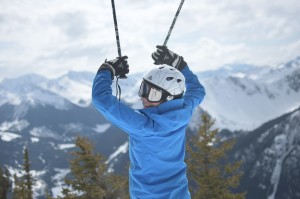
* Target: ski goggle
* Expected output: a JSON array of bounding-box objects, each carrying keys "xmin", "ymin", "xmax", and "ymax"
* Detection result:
[{"xmin": 138, "ymin": 80, "xmax": 168, "ymax": 102}]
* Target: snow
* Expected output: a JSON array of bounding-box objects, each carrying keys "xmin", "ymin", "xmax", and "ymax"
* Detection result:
[
  {"xmin": 268, "ymin": 146, "xmax": 295, "ymax": 199},
  {"xmin": 51, "ymin": 168, "xmax": 70, "ymax": 198},
  {"xmin": 0, "ymin": 120, "xmax": 29, "ymax": 132},
  {"xmin": 27, "ymin": 89, "xmax": 71, "ymax": 110},
  {"xmin": 58, "ymin": 143, "xmax": 76, "ymax": 150},
  {"xmin": 0, "ymin": 92, "xmax": 20, "ymax": 106},
  {"xmin": 52, "ymin": 168, "xmax": 70, "ymax": 181},
  {"xmin": 62, "ymin": 123, "xmax": 84, "ymax": 133},
  {"xmin": 30, "ymin": 126, "xmax": 61, "ymax": 139},
  {"xmin": 106, "ymin": 141, "xmax": 129, "ymax": 164},
  {"xmin": 31, "ymin": 137, "xmax": 40, "ymax": 143},
  {"xmin": 266, "ymin": 110, "xmax": 299, "ymax": 199},
  {"xmin": 258, "ymin": 129, "xmax": 271, "ymax": 143},
  {"xmin": 39, "ymin": 154, "xmax": 46, "ymax": 164},
  {"xmin": 5, "ymin": 165, "xmax": 47, "ymax": 198},
  {"xmin": 231, "ymin": 72, "xmax": 246, "ymax": 78},
  {"xmin": 0, "ymin": 57, "xmax": 299, "ymax": 132},
  {"xmin": 31, "ymin": 170, "xmax": 47, "ymax": 198},
  {"xmin": 1, "ymin": 74, "xmax": 71, "ymax": 110},
  {"xmin": 199, "ymin": 64, "xmax": 300, "ymax": 130},
  {"xmin": 105, "ymin": 141, "xmax": 129, "ymax": 173},
  {"xmin": 0, "ymin": 131, "xmax": 21, "ymax": 141},
  {"xmin": 110, "ymin": 73, "xmax": 143, "ymax": 109},
  {"xmin": 46, "ymin": 75, "xmax": 93, "ymax": 107},
  {"xmin": 13, "ymin": 103, "xmax": 30, "ymax": 118},
  {"xmin": 0, "ymin": 59, "xmax": 299, "ymax": 198},
  {"xmin": 92, "ymin": 123, "xmax": 111, "ymax": 133}
]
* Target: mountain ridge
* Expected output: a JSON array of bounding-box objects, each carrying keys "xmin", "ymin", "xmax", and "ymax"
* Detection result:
[
  {"xmin": 1, "ymin": 56, "xmax": 300, "ymax": 131},
  {"xmin": 1, "ymin": 56, "xmax": 300, "ymax": 198},
  {"xmin": 231, "ymin": 106, "xmax": 300, "ymax": 199}
]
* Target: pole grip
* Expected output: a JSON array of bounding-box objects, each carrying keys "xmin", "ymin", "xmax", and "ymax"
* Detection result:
[{"xmin": 118, "ymin": 74, "xmax": 127, "ymax": 79}]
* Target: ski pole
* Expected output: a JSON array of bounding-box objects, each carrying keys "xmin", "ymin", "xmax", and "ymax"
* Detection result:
[
  {"xmin": 163, "ymin": 0, "xmax": 185, "ymax": 46},
  {"xmin": 111, "ymin": 0, "xmax": 127, "ymax": 79}
]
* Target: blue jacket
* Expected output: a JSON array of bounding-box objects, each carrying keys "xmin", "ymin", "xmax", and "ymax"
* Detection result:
[{"xmin": 92, "ymin": 66, "xmax": 205, "ymax": 199}]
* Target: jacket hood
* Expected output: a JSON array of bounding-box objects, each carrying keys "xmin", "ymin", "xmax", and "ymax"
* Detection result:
[{"xmin": 140, "ymin": 99, "xmax": 191, "ymax": 132}]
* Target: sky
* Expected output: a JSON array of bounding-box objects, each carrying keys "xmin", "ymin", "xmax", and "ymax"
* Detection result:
[{"xmin": 0, "ymin": 0, "xmax": 300, "ymax": 80}]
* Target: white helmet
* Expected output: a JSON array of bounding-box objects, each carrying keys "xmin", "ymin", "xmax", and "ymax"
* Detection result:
[{"xmin": 138, "ymin": 65, "xmax": 185, "ymax": 102}]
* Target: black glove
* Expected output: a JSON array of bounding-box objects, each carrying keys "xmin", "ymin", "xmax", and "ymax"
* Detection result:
[
  {"xmin": 151, "ymin": 45, "xmax": 187, "ymax": 71},
  {"xmin": 98, "ymin": 56, "xmax": 129, "ymax": 79}
]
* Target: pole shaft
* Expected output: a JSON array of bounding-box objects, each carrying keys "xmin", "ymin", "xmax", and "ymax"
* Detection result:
[
  {"xmin": 163, "ymin": 0, "xmax": 185, "ymax": 46},
  {"xmin": 111, "ymin": 0, "xmax": 122, "ymax": 57}
]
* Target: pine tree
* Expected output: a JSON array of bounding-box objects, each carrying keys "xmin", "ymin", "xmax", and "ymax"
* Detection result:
[
  {"xmin": 12, "ymin": 174, "xmax": 26, "ymax": 199},
  {"xmin": 12, "ymin": 147, "xmax": 34, "ymax": 199},
  {"xmin": 186, "ymin": 113, "xmax": 246, "ymax": 199},
  {"xmin": 60, "ymin": 136, "xmax": 129, "ymax": 199},
  {"xmin": 0, "ymin": 166, "xmax": 11, "ymax": 199},
  {"xmin": 23, "ymin": 148, "xmax": 33, "ymax": 199}
]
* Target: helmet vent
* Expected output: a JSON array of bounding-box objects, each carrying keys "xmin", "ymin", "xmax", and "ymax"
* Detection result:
[{"xmin": 143, "ymin": 65, "xmax": 185, "ymax": 97}]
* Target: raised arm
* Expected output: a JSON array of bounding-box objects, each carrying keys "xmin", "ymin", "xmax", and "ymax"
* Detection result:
[
  {"xmin": 151, "ymin": 45, "xmax": 206, "ymax": 111},
  {"xmin": 92, "ymin": 57, "xmax": 156, "ymax": 137}
]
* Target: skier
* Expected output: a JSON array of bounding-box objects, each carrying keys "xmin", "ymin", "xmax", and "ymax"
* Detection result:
[{"xmin": 92, "ymin": 45, "xmax": 206, "ymax": 199}]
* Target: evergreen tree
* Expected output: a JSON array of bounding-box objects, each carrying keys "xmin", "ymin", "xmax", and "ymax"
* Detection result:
[
  {"xmin": 186, "ymin": 113, "xmax": 246, "ymax": 199},
  {"xmin": 12, "ymin": 174, "xmax": 26, "ymax": 199},
  {"xmin": 59, "ymin": 136, "xmax": 129, "ymax": 199},
  {"xmin": 12, "ymin": 147, "xmax": 34, "ymax": 199},
  {"xmin": 0, "ymin": 166, "xmax": 11, "ymax": 199},
  {"xmin": 23, "ymin": 148, "xmax": 33, "ymax": 199}
]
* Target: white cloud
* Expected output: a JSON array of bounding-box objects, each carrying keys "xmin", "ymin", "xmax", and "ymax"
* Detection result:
[{"xmin": 0, "ymin": 0, "xmax": 299, "ymax": 80}]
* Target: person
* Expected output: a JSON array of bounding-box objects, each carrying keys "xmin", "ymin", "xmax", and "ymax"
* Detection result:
[{"xmin": 92, "ymin": 45, "xmax": 206, "ymax": 199}]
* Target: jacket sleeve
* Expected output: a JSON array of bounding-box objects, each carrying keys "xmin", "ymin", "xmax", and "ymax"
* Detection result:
[
  {"xmin": 181, "ymin": 66, "xmax": 206, "ymax": 112},
  {"xmin": 92, "ymin": 70, "xmax": 155, "ymax": 137}
]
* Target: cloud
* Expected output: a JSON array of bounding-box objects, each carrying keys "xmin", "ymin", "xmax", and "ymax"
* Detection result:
[
  {"xmin": 0, "ymin": 0, "xmax": 300, "ymax": 80},
  {"xmin": 52, "ymin": 12, "xmax": 87, "ymax": 39}
]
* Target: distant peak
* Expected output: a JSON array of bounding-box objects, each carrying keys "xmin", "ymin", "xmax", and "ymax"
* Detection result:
[
  {"xmin": 278, "ymin": 56, "xmax": 300, "ymax": 69},
  {"xmin": 1, "ymin": 73, "xmax": 48, "ymax": 88},
  {"xmin": 59, "ymin": 70, "xmax": 94, "ymax": 82}
]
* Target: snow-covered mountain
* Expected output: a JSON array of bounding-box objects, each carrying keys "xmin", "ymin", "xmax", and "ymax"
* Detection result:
[
  {"xmin": 1, "ymin": 57, "xmax": 299, "ymax": 131},
  {"xmin": 0, "ymin": 102, "xmax": 129, "ymax": 198},
  {"xmin": 199, "ymin": 56, "xmax": 300, "ymax": 130},
  {"xmin": 1, "ymin": 56, "xmax": 300, "ymax": 198},
  {"xmin": 0, "ymin": 72, "xmax": 93, "ymax": 109},
  {"xmin": 231, "ymin": 106, "xmax": 300, "ymax": 199}
]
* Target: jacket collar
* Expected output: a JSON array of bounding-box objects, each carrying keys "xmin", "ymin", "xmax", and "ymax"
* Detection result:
[
  {"xmin": 140, "ymin": 99, "xmax": 184, "ymax": 115},
  {"xmin": 158, "ymin": 98, "xmax": 184, "ymax": 113}
]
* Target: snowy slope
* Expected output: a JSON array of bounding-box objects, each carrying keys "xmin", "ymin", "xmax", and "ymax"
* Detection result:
[
  {"xmin": 117, "ymin": 59, "xmax": 300, "ymax": 131},
  {"xmin": 231, "ymin": 106, "xmax": 300, "ymax": 199},
  {"xmin": 199, "ymin": 57, "xmax": 300, "ymax": 130},
  {"xmin": 0, "ymin": 70, "xmax": 143, "ymax": 109},
  {"xmin": 1, "ymin": 57, "xmax": 300, "ymax": 131},
  {"xmin": 45, "ymin": 71, "xmax": 95, "ymax": 107},
  {"xmin": 0, "ymin": 74, "xmax": 73, "ymax": 110},
  {"xmin": 0, "ymin": 56, "xmax": 300, "ymax": 198},
  {"xmin": 0, "ymin": 102, "xmax": 128, "ymax": 198}
]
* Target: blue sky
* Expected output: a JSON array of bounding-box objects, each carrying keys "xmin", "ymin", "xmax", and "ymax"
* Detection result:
[{"xmin": 0, "ymin": 0, "xmax": 299, "ymax": 80}]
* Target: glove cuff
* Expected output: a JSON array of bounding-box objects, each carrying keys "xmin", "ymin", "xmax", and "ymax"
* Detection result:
[
  {"xmin": 98, "ymin": 63, "xmax": 116, "ymax": 80},
  {"xmin": 173, "ymin": 56, "xmax": 187, "ymax": 71}
]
